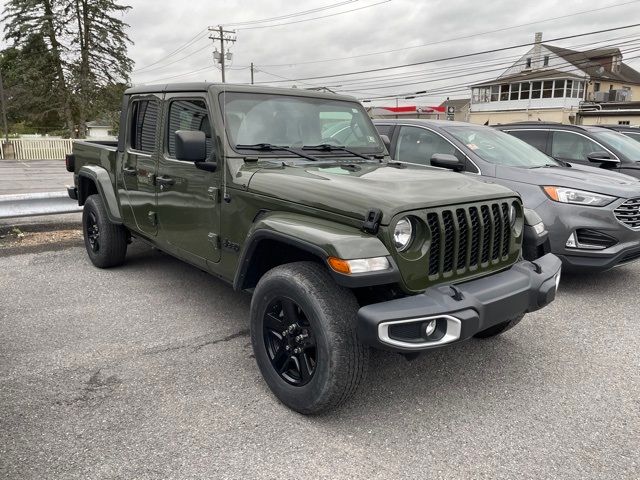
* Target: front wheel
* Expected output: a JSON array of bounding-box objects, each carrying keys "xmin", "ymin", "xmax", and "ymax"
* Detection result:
[
  {"xmin": 250, "ymin": 261, "xmax": 369, "ymax": 414},
  {"xmin": 82, "ymin": 194, "xmax": 128, "ymax": 268},
  {"xmin": 474, "ymin": 314, "xmax": 525, "ymax": 338}
]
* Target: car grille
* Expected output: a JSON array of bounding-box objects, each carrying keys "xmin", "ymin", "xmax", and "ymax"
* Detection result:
[
  {"xmin": 614, "ymin": 198, "xmax": 640, "ymax": 230},
  {"xmin": 425, "ymin": 201, "xmax": 515, "ymax": 280}
]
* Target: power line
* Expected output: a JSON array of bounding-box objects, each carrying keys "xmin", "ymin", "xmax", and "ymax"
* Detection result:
[
  {"xmin": 233, "ymin": 0, "xmax": 392, "ymax": 30},
  {"xmin": 251, "ymin": 23, "xmax": 640, "ymax": 84},
  {"xmin": 133, "ymin": 28, "xmax": 209, "ymax": 72},
  {"xmin": 254, "ymin": 0, "xmax": 640, "ymax": 68},
  {"xmin": 222, "ymin": 0, "xmax": 358, "ymax": 27}
]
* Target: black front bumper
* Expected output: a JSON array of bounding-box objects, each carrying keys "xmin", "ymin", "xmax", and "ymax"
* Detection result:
[{"xmin": 357, "ymin": 254, "xmax": 562, "ymax": 352}]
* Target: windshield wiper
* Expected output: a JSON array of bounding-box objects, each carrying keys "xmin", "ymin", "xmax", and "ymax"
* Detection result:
[
  {"xmin": 530, "ymin": 163, "xmax": 561, "ymax": 169},
  {"xmin": 302, "ymin": 143, "xmax": 380, "ymax": 161},
  {"xmin": 235, "ymin": 143, "xmax": 320, "ymax": 162}
]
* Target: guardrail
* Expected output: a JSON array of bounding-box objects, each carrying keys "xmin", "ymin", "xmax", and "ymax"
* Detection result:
[{"xmin": 0, "ymin": 192, "xmax": 82, "ymax": 219}]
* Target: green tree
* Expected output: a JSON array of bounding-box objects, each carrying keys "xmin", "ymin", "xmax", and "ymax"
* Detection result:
[{"xmin": 2, "ymin": 0, "xmax": 133, "ymax": 137}]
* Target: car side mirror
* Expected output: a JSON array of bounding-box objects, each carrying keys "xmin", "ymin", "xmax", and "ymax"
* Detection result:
[
  {"xmin": 430, "ymin": 153, "xmax": 464, "ymax": 172},
  {"xmin": 175, "ymin": 130, "xmax": 207, "ymax": 162},
  {"xmin": 587, "ymin": 151, "xmax": 619, "ymax": 165},
  {"xmin": 379, "ymin": 134, "xmax": 391, "ymax": 151}
]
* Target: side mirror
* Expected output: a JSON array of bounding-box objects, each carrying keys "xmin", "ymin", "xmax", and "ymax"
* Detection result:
[
  {"xmin": 175, "ymin": 130, "xmax": 207, "ymax": 162},
  {"xmin": 430, "ymin": 153, "xmax": 464, "ymax": 172},
  {"xmin": 379, "ymin": 134, "xmax": 391, "ymax": 151},
  {"xmin": 587, "ymin": 151, "xmax": 619, "ymax": 165}
]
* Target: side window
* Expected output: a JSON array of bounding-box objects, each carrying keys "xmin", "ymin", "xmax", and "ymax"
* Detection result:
[
  {"xmin": 509, "ymin": 130, "xmax": 549, "ymax": 153},
  {"xmin": 551, "ymin": 131, "xmax": 601, "ymax": 161},
  {"xmin": 167, "ymin": 99, "xmax": 213, "ymax": 159},
  {"xmin": 130, "ymin": 100, "xmax": 159, "ymax": 153},
  {"xmin": 395, "ymin": 126, "xmax": 462, "ymax": 165}
]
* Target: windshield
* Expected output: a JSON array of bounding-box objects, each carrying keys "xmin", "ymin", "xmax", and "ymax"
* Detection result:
[
  {"xmin": 220, "ymin": 92, "xmax": 384, "ymax": 153},
  {"xmin": 593, "ymin": 130, "xmax": 640, "ymax": 159},
  {"xmin": 446, "ymin": 125, "xmax": 559, "ymax": 168}
]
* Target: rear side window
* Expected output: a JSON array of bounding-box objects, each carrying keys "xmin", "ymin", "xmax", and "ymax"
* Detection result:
[
  {"xmin": 129, "ymin": 100, "xmax": 159, "ymax": 153},
  {"xmin": 508, "ymin": 130, "xmax": 549, "ymax": 153},
  {"xmin": 167, "ymin": 99, "xmax": 214, "ymax": 158}
]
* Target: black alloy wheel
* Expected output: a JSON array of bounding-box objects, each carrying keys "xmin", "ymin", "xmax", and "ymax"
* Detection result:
[
  {"xmin": 263, "ymin": 297, "xmax": 317, "ymax": 386},
  {"xmin": 86, "ymin": 211, "xmax": 100, "ymax": 253}
]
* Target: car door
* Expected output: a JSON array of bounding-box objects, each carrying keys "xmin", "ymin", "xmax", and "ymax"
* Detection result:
[
  {"xmin": 155, "ymin": 94, "xmax": 221, "ymax": 264},
  {"xmin": 121, "ymin": 95, "xmax": 162, "ymax": 236},
  {"xmin": 550, "ymin": 130, "xmax": 615, "ymax": 166}
]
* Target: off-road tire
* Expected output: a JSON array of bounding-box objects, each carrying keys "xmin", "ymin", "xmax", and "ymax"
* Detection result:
[
  {"xmin": 474, "ymin": 314, "xmax": 525, "ymax": 338},
  {"xmin": 250, "ymin": 261, "xmax": 369, "ymax": 414},
  {"xmin": 82, "ymin": 194, "xmax": 128, "ymax": 268}
]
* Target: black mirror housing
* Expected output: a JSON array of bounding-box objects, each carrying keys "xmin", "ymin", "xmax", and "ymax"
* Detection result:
[
  {"xmin": 175, "ymin": 130, "xmax": 207, "ymax": 162},
  {"xmin": 430, "ymin": 153, "xmax": 464, "ymax": 171},
  {"xmin": 587, "ymin": 151, "xmax": 619, "ymax": 165}
]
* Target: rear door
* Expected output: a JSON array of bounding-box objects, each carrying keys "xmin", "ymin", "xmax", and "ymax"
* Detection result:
[
  {"xmin": 155, "ymin": 93, "xmax": 221, "ymax": 263},
  {"xmin": 121, "ymin": 95, "xmax": 162, "ymax": 236}
]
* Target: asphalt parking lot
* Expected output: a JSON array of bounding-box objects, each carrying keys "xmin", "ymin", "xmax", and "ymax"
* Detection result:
[{"xmin": 1, "ymin": 226, "xmax": 639, "ymax": 479}]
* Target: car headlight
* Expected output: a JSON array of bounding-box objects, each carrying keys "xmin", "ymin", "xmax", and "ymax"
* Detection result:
[
  {"xmin": 393, "ymin": 217, "xmax": 413, "ymax": 252},
  {"xmin": 542, "ymin": 186, "xmax": 615, "ymax": 207}
]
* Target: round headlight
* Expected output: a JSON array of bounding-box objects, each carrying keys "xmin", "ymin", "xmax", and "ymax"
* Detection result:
[{"xmin": 393, "ymin": 217, "xmax": 413, "ymax": 252}]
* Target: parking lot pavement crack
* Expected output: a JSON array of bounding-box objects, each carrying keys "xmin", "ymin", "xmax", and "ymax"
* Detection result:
[
  {"xmin": 55, "ymin": 368, "xmax": 122, "ymax": 407},
  {"xmin": 142, "ymin": 329, "xmax": 250, "ymax": 356}
]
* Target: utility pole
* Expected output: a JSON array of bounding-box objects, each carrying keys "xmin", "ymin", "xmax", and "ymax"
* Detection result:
[
  {"xmin": 250, "ymin": 62, "xmax": 254, "ymax": 85},
  {"xmin": 209, "ymin": 26, "xmax": 236, "ymax": 83},
  {"xmin": 0, "ymin": 68, "xmax": 9, "ymax": 143}
]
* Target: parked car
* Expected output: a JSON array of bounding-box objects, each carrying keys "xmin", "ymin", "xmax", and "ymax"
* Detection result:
[
  {"xmin": 65, "ymin": 83, "xmax": 562, "ymax": 414},
  {"xmin": 495, "ymin": 122, "xmax": 640, "ymax": 178},
  {"xmin": 598, "ymin": 124, "xmax": 640, "ymax": 143},
  {"xmin": 373, "ymin": 119, "xmax": 640, "ymax": 272}
]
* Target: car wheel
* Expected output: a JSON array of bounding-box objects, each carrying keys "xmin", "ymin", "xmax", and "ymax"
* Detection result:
[
  {"xmin": 82, "ymin": 194, "xmax": 128, "ymax": 268},
  {"xmin": 250, "ymin": 261, "xmax": 369, "ymax": 414},
  {"xmin": 474, "ymin": 314, "xmax": 525, "ymax": 338}
]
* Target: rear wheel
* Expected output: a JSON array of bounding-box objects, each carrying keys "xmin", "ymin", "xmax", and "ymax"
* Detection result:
[
  {"xmin": 82, "ymin": 194, "xmax": 128, "ymax": 268},
  {"xmin": 250, "ymin": 261, "xmax": 369, "ymax": 414},
  {"xmin": 474, "ymin": 314, "xmax": 525, "ymax": 338}
]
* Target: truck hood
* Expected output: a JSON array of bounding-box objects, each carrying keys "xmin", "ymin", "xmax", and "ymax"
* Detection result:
[
  {"xmin": 496, "ymin": 164, "xmax": 640, "ymax": 198},
  {"xmin": 246, "ymin": 162, "xmax": 516, "ymax": 224}
]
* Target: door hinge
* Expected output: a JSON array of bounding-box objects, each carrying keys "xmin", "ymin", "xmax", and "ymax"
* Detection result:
[
  {"xmin": 208, "ymin": 232, "xmax": 220, "ymax": 249},
  {"xmin": 148, "ymin": 211, "xmax": 157, "ymax": 226},
  {"xmin": 208, "ymin": 187, "xmax": 220, "ymax": 203}
]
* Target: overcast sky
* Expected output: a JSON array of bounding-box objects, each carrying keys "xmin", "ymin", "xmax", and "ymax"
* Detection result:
[{"xmin": 3, "ymin": 0, "xmax": 640, "ymax": 106}]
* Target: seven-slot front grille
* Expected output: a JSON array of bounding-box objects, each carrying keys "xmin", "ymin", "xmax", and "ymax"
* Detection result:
[
  {"xmin": 614, "ymin": 198, "xmax": 640, "ymax": 230},
  {"xmin": 426, "ymin": 201, "xmax": 514, "ymax": 279}
]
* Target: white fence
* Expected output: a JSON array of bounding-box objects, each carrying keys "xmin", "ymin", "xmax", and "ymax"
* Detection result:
[{"xmin": 0, "ymin": 139, "xmax": 74, "ymax": 160}]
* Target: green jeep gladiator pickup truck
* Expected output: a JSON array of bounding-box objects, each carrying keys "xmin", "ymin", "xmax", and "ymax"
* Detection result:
[{"xmin": 66, "ymin": 83, "xmax": 561, "ymax": 414}]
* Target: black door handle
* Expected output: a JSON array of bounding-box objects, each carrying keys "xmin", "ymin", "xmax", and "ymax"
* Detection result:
[
  {"xmin": 156, "ymin": 176, "xmax": 175, "ymax": 186},
  {"xmin": 123, "ymin": 166, "xmax": 137, "ymax": 176}
]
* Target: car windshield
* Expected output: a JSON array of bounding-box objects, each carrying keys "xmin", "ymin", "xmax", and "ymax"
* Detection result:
[
  {"xmin": 593, "ymin": 130, "xmax": 640, "ymax": 159},
  {"xmin": 446, "ymin": 125, "xmax": 559, "ymax": 168},
  {"xmin": 220, "ymin": 92, "xmax": 384, "ymax": 154}
]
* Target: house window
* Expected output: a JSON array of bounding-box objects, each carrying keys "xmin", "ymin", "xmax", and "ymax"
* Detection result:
[
  {"xmin": 543, "ymin": 56, "xmax": 549, "ymax": 67},
  {"xmin": 566, "ymin": 80, "xmax": 573, "ymax": 98},
  {"xmin": 594, "ymin": 82, "xmax": 600, "ymax": 92},
  {"xmin": 542, "ymin": 81, "xmax": 554, "ymax": 98},
  {"xmin": 553, "ymin": 80, "xmax": 565, "ymax": 98},
  {"xmin": 490, "ymin": 85, "xmax": 500, "ymax": 102},
  {"xmin": 531, "ymin": 81, "xmax": 542, "ymax": 99},
  {"xmin": 520, "ymin": 82, "xmax": 530, "ymax": 100},
  {"xmin": 526, "ymin": 57, "xmax": 532, "ymax": 68},
  {"xmin": 500, "ymin": 84, "xmax": 510, "ymax": 101},
  {"xmin": 619, "ymin": 121, "xmax": 631, "ymax": 125},
  {"xmin": 578, "ymin": 81, "xmax": 585, "ymax": 99},
  {"xmin": 510, "ymin": 83, "xmax": 520, "ymax": 100}
]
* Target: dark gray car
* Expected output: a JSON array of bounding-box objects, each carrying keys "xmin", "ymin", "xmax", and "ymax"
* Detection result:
[{"xmin": 374, "ymin": 119, "xmax": 640, "ymax": 272}]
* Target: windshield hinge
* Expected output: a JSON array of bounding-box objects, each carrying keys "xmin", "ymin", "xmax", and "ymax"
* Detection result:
[{"xmin": 362, "ymin": 208, "xmax": 383, "ymax": 234}]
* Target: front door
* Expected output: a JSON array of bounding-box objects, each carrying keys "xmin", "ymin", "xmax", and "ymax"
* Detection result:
[
  {"xmin": 121, "ymin": 95, "xmax": 162, "ymax": 236},
  {"xmin": 155, "ymin": 94, "xmax": 221, "ymax": 263}
]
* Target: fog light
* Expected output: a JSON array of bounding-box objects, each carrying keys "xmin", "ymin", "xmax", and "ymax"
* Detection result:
[
  {"xmin": 423, "ymin": 319, "xmax": 437, "ymax": 337},
  {"xmin": 555, "ymin": 271, "xmax": 561, "ymax": 291},
  {"xmin": 533, "ymin": 221, "xmax": 545, "ymax": 236},
  {"xmin": 566, "ymin": 232, "xmax": 577, "ymax": 248}
]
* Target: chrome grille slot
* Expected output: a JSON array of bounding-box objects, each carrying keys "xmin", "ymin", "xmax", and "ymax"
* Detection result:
[{"xmin": 614, "ymin": 198, "xmax": 640, "ymax": 230}]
